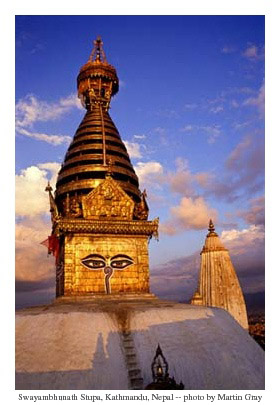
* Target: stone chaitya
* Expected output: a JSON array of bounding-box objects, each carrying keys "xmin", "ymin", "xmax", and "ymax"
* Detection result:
[
  {"xmin": 46, "ymin": 37, "xmax": 158, "ymax": 297},
  {"xmin": 191, "ymin": 220, "xmax": 248, "ymax": 329}
]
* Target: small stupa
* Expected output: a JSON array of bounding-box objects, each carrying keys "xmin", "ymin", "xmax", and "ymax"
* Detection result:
[{"xmin": 191, "ymin": 220, "xmax": 248, "ymax": 329}]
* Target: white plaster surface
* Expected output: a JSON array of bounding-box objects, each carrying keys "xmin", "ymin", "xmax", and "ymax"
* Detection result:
[
  {"xmin": 16, "ymin": 312, "xmax": 129, "ymax": 390},
  {"xmin": 131, "ymin": 306, "xmax": 264, "ymax": 390},
  {"xmin": 16, "ymin": 302, "xmax": 264, "ymax": 390}
]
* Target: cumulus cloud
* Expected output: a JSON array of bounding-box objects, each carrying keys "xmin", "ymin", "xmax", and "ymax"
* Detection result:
[
  {"xmin": 231, "ymin": 100, "xmax": 239, "ymax": 108},
  {"xmin": 180, "ymin": 124, "xmax": 222, "ymax": 144},
  {"xmin": 152, "ymin": 222, "xmax": 264, "ymax": 304},
  {"xmin": 202, "ymin": 125, "xmax": 222, "ymax": 144},
  {"xmin": 133, "ymin": 134, "xmax": 146, "ymax": 140},
  {"xmin": 161, "ymin": 197, "xmax": 218, "ymax": 234},
  {"xmin": 134, "ymin": 161, "xmax": 163, "ymax": 187},
  {"xmin": 15, "ymin": 162, "xmax": 60, "ymax": 307},
  {"xmin": 199, "ymin": 134, "xmax": 264, "ymax": 202},
  {"xmin": 242, "ymin": 44, "xmax": 264, "ymax": 60},
  {"xmin": 243, "ymin": 81, "xmax": 265, "ymax": 116},
  {"xmin": 150, "ymin": 252, "xmax": 200, "ymax": 302},
  {"xmin": 181, "ymin": 125, "xmax": 194, "ymax": 132},
  {"xmin": 165, "ymin": 158, "xmax": 194, "ymax": 195},
  {"xmin": 221, "ymin": 224, "xmax": 265, "ymax": 294},
  {"xmin": 123, "ymin": 141, "xmax": 143, "ymax": 158},
  {"xmin": 16, "ymin": 163, "xmax": 60, "ymax": 217},
  {"xmin": 209, "ymin": 106, "xmax": 224, "ymax": 114},
  {"xmin": 16, "ymin": 93, "xmax": 82, "ymax": 128},
  {"xmin": 16, "ymin": 217, "xmax": 55, "ymax": 283},
  {"xmin": 184, "ymin": 103, "xmax": 198, "ymax": 110},
  {"xmin": 237, "ymin": 196, "xmax": 265, "ymax": 226},
  {"xmin": 221, "ymin": 45, "xmax": 236, "ymax": 54},
  {"xmin": 15, "ymin": 93, "xmax": 82, "ymax": 146},
  {"xmin": 221, "ymin": 224, "xmax": 264, "ymax": 253},
  {"xmin": 16, "ymin": 127, "xmax": 71, "ymax": 146}
]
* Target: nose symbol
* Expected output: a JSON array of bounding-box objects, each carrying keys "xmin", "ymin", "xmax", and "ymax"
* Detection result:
[{"xmin": 104, "ymin": 266, "xmax": 113, "ymax": 294}]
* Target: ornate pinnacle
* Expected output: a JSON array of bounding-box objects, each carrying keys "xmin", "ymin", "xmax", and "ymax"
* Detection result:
[
  {"xmin": 209, "ymin": 219, "xmax": 216, "ymax": 232},
  {"xmin": 45, "ymin": 181, "xmax": 53, "ymax": 193},
  {"xmin": 88, "ymin": 35, "xmax": 107, "ymax": 63}
]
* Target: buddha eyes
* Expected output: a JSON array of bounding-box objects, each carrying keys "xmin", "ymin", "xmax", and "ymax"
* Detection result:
[
  {"xmin": 81, "ymin": 255, "xmax": 105, "ymax": 269},
  {"xmin": 111, "ymin": 256, "xmax": 133, "ymax": 269},
  {"xmin": 81, "ymin": 254, "xmax": 133, "ymax": 270}
]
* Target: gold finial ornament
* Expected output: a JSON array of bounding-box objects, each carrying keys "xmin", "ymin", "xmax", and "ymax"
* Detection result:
[
  {"xmin": 77, "ymin": 36, "xmax": 119, "ymax": 111},
  {"xmin": 88, "ymin": 36, "xmax": 107, "ymax": 63}
]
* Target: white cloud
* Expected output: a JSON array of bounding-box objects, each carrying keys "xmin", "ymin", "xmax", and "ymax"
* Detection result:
[
  {"xmin": 180, "ymin": 124, "xmax": 222, "ymax": 143},
  {"xmin": 16, "ymin": 163, "xmax": 60, "ymax": 217},
  {"xmin": 231, "ymin": 99, "xmax": 239, "ymax": 108},
  {"xmin": 16, "ymin": 93, "xmax": 82, "ymax": 128},
  {"xmin": 17, "ymin": 127, "xmax": 71, "ymax": 146},
  {"xmin": 243, "ymin": 81, "xmax": 265, "ymax": 116},
  {"xmin": 221, "ymin": 224, "xmax": 264, "ymax": 254},
  {"xmin": 162, "ymin": 197, "xmax": 218, "ymax": 233},
  {"xmin": 184, "ymin": 103, "xmax": 198, "ymax": 110},
  {"xmin": 165, "ymin": 158, "xmax": 194, "ymax": 195},
  {"xmin": 134, "ymin": 161, "xmax": 163, "ymax": 186},
  {"xmin": 242, "ymin": 45, "xmax": 261, "ymax": 60},
  {"xmin": 237, "ymin": 196, "xmax": 265, "ymax": 226},
  {"xmin": 221, "ymin": 45, "xmax": 236, "ymax": 54},
  {"xmin": 123, "ymin": 141, "xmax": 143, "ymax": 158},
  {"xmin": 16, "ymin": 218, "xmax": 54, "ymax": 283},
  {"xmin": 226, "ymin": 135, "xmax": 252, "ymax": 170},
  {"xmin": 201, "ymin": 125, "xmax": 222, "ymax": 144},
  {"xmin": 133, "ymin": 134, "xmax": 146, "ymax": 140},
  {"xmin": 181, "ymin": 125, "xmax": 194, "ymax": 132},
  {"xmin": 210, "ymin": 106, "xmax": 223, "ymax": 114},
  {"xmin": 15, "ymin": 93, "xmax": 82, "ymax": 146}
]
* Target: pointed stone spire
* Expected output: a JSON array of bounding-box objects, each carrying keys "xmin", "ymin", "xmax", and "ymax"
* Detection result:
[
  {"xmin": 191, "ymin": 220, "xmax": 248, "ymax": 330},
  {"xmin": 208, "ymin": 218, "xmax": 215, "ymax": 233}
]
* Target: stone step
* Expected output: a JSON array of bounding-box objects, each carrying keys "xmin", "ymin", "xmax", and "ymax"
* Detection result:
[
  {"xmin": 125, "ymin": 353, "xmax": 136, "ymax": 362},
  {"xmin": 122, "ymin": 332, "xmax": 132, "ymax": 339},
  {"xmin": 131, "ymin": 378, "xmax": 144, "ymax": 389},
  {"xmin": 123, "ymin": 344, "xmax": 135, "ymax": 350},
  {"xmin": 125, "ymin": 348, "xmax": 136, "ymax": 355},
  {"xmin": 126, "ymin": 360, "xmax": 138, "ymax": 367},
  {"xmin": 128, "ymin": 369, "xmax": 142, "ymax": 378}
]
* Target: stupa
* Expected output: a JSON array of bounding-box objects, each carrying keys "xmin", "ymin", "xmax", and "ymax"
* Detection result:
[
  {"xmin": 45, "ymin": 36, "xmax": 158, "ymax": 298},
  {"xmin": 16, "ymin": 38, "xmax": 264, "ymax": 391}
]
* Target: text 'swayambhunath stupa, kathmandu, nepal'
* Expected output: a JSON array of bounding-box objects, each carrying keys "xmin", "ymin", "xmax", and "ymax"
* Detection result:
[{"xmin": 16, "ymin": 37, "xmax": 264, "ymax": 390}]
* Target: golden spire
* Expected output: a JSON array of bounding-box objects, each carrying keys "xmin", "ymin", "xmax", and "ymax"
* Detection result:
[{"xmin": 88, "ymin": 36, "xmax": 107, "ymax": 63}]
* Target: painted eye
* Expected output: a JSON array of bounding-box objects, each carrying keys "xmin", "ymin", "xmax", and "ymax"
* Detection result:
[
  {"xmin": 111, "ymin": 255, "xmax": 133, "ymax": 269},
  {"xmin": 81, "ymin": 254, "xmax": 106, "ymax": 270}
]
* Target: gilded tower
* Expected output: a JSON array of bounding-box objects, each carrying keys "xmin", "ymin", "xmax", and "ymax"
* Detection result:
[
  {"xmin": 46, "ymin": 37, "xmax": 158, "ymax": 297},
  {"xmin": 191, "ymin": 220, "xmax": 248, "ymax": 329}
]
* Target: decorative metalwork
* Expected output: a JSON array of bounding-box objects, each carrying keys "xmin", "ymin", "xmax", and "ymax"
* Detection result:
[
  {"xmin": 145, "ymin": 345, "xmax": 184, "ymax": 390},
  {"xmin": 45, "ymin": 37, "xmax": 159, "ymax": 297}
]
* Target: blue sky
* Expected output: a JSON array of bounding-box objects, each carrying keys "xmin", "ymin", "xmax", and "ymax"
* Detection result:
[{"xmin": 15, "ymin": 15, "xmax": 265, "ymax": 309}]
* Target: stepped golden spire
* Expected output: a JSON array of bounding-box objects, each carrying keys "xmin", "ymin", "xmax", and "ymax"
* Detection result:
[
  {"xmin": 46, "ymin": 37, "xmax": 158, "ymax": 297},
  {"xmin": 191, "ymin": 220, "xmax": 248, "ymax": 329}
]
